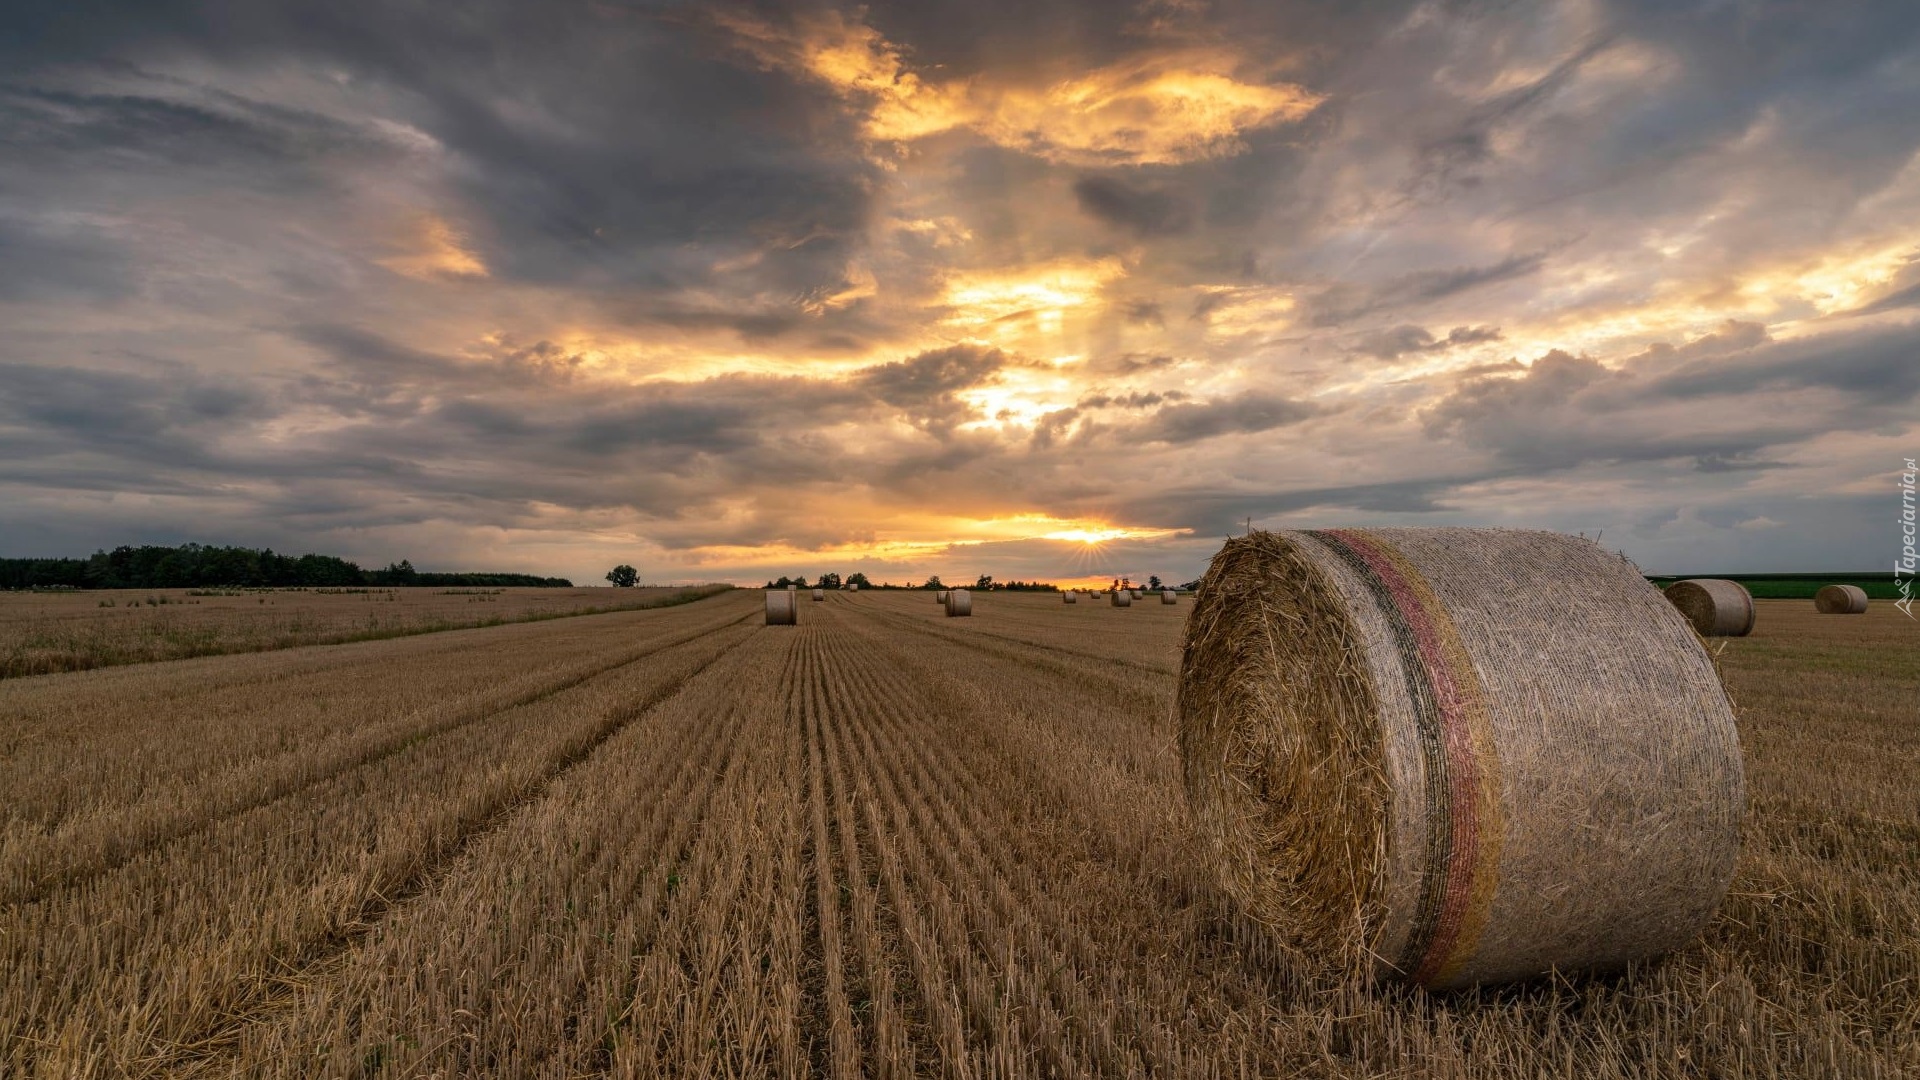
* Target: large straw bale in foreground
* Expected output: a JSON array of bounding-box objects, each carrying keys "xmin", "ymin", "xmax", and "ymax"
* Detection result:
[
  {"xmin": 1179, "ymin": 528, "xmax": 1744, "ymax": 989},
  {"xmin": 1663, "ymin": 579, "xmax": 1755, "ymax": 637},
  {"xmin": 1815, "ymin": 584, "xmax": 1869, "ymax": 614},
  {"xmin": 764, "ymin": 590, "xmax": 797, "ymax": 626},
  {"xmin": 945, "ymin": 588, "xmax": 972, "ymax": 616}
]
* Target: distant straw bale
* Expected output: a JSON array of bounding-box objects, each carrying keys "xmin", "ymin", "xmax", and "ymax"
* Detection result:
[
  {"xmin": 1162, "ymin": 590, "xmax": 1178, "ymax": 605},
  {"xmin": 812, "ymin": 589, "xmax": 825, "ymax": 602},
  {"xmin": 945, "ymin": 588, "xmax": 972, "ymax": 617},
  {"xmin": 764, "ymin": 589, "xmax": 797, "ymax": 626},
  {"xmin": 1111, "ymin": 590, "xmax": 1132, "ymax": 608},
  {"xmin": 1814, "ymin": 584, "xmax": 1869, "ymax": 614},
  {"xmin": 1663, "ymin": 579, "xmax": 1755, "ymax": 637},
  {"xmin": 1179, "ymin": 528, "xmax": 1744, "ymax": 989}
]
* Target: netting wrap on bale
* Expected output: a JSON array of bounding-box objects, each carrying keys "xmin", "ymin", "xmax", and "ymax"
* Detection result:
[
  {"xmin": 945, "ymin": 588, "xmax": 972, "ymax": 617},
  {"xmin": 1111, "ymin": 589, "xmax": 1132, "ymax": 608},
  {"xmin": 1663, "ymin": 579, "xmax": 1755, "ymax": 637},
  {"xmin": 764, "ymin": 590, "xmax": 797, "ymax": 626},
  {"xmin": 1178, "ymin": 528, "xmax": 1744, "ymax": 990},
  {"xmin": 1815, "ymin": 584, "xmax": 1869, "ymax": 614}
]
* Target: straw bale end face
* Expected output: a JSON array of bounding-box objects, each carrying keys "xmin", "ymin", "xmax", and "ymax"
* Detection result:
[
  {"xmin": 1663, "ymin": 579, "xmax": 1755, "ymax": 636},
  {"xmin": 1814, "ymin": 584, "xmax": 1869, "ymax": 614},
  {"xmin": 764, "ymin": 589, "xmax": 797, "ymax": 626},
  {"xmin": 812, "ymin": 588, "xmax": 825, "ymax": 601},
  {"xmin": 1063, "ymin": 591, "xmax": 1078, "ymax": 603},
  {"xmin": 944, "ymin": 588, "xmax": 972, "ymax": 616},
  {"xmin": 1178, "ymin": 528, "xmax": 1744, "ymax": 990}
]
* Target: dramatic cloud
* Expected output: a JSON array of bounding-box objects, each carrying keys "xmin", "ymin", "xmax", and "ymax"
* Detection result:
[{"xmin": 1, "ymin": 0, "xmax": 1915, "ymax": 584}]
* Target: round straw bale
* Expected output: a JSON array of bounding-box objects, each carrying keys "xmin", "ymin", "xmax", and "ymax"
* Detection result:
[
  {"xmin": 1130, "ymin": 589, "xmax": 1142, "ymax": 599},
  {"xmin": 945, "ymin": 588, "xmax": 972, "ymax": 616},
  {"xmin": 1179, "ymin": 528, "xmax": 1743, "ymax": 990},
  {"xmin": 848, "ymin": 583, "xmax": 859, "ymax": 591},
  {"xmin": 935, "ymin": 591, "xmax": 948, "ymax": 604},
  {"xmin": 1063, "ymin": 591, "xmax": 1078, "ymax": 604},
  {"xmin": 764, "ymin": 589, "xmax": 797, "ymax": 626},
  {"xmin": 1162, "ymin": 589, "xmax": 1178, "ymax": 604},
  {"xmin": 1663, "ymin": 578, "xmax": 1755, "ymax": 637},
  {"xmin": 812, "ymin": 588, "xmax": 825, "ymax": 601},
  {"xmin": 1814, "ymin": 583, "xmax": 1869, "ymax": 614},
  {"xmin": 1110, "ymin": 589, "xmax": 1132, "ymax": 608}
]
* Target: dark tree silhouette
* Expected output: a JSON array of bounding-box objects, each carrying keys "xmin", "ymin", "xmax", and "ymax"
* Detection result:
[{"xmin": 605, "ymin": 564, "xmax": 639, "ymax": 588}]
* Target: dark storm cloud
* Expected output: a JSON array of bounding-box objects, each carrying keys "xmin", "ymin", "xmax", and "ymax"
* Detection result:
[
  {"xmin": 1425, "ymin": 320, "xmax": 1920, "ymax": 473},
  {"xmin": 0, "ymin": 81, "xmax": 378, "ymax": 175},
  {"xmin": 1309, "ymin": 253, "xmax": 1551, "ymax": 327},
  {"xmin": 0, "ymin": 361, "xmax": 277, "ymax": 478},
  {"xmin": 0, "ymin": 217, "xmax": 137, "ymax": 302},
  {"xmin": 1072, "ymin": 175, "xmax": 1192, "ymax": 236},
  {"xmin": 1350, "ymin": 323, "xmax": 1502, "ymax": 360},
  {"xmin": 1131, "ymin": 392, "xmax": 1317, "ymax": 444},
  {"xmin": 858, "ymin": 344, "xmax": 1009, "ymax": 407},
  {"xmin": 1, "ymin": 0, "xmax": 886, "ymax": 332}
]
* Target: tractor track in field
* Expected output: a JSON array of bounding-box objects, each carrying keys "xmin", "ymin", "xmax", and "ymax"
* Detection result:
[
  {"xmin": 2, "ymin": 607, "xmax": 756, "ymax": 908},
  {"xmin": 817, "ymin": 613, "xmax": 1171, "ymax": 1076},
  {"xmin": 141, "ymin": 622, "xmax": 760, "ymax": 1079}
]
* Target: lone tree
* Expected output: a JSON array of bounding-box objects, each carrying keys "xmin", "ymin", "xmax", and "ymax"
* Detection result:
[
  {"xmin": 605, "ymin": 564, "xmax": 639, "ymax": 588},
  {"xmin": 1149, "ymin": 575, "xmax": 1162, "ymax": 590}
]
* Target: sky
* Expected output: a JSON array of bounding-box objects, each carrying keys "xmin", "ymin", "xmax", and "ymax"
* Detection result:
[{"xmin": 2, "ymin": 0, "xmax": 1917, "ymax": 587}]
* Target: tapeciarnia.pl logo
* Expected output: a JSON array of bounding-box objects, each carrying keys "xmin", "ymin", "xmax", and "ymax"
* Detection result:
[{"xmin": 1899, "ymin": 457, "xmax": 1916, "ymax": 618}]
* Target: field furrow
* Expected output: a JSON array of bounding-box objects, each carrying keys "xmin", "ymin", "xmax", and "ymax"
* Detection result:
[
  {"xmin": 3, "ymin": 619, "xmax": 755, "ymax": 1077},
  {"xmin": 0, "ymin": 604, "xmax": 756, "ymax": 904},
  {"xmin": 196, "ymin": 621, "xmax": 767, "ymax": 1077},
  {"xmin": 799, "ymin": 630, "xmax": 864, "ymax": 1079}
]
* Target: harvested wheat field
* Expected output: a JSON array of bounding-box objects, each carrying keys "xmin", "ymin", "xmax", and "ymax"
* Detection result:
[
  {"xmin": 1, "ymin": 589, "xmax": 1914, "ymax": 1078},
  {"xmin": 0, "ymin": 585, "xmax": 726, "ymax": 678}
]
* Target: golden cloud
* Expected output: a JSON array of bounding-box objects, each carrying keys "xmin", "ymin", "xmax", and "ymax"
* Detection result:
[
  {"xmin": 721, "ymin": 11, "xmax": 1322, "ymax": 165},
  {"xmin": 377, "ymin": 216, "xmax": 488, "ymax": 281}
]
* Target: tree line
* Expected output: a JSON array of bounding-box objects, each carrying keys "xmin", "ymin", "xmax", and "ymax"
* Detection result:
[{"xmin": 0, "ymin": 544, "xmax": 573, "ymax": 590}]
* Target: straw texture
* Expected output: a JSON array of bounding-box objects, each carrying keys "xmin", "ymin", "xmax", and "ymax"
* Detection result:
[
  {"xmin": 936, "ymin": 591, "xmax": 948, "ymax": 604},
  {"xmin": 1111, "ymin": 590, "xmax": 1132, "ymax": 608},
  {"xmin": 1664, "ymin": 579, "xmax": 1755, "ymax": 637},
  {"xmin": 1178, "ymin": 528, "xmax": 1744, "ymax": 990},
  {"xmin": 1063, "ymin": 591, "xmax": 1078, "ymax": 604},
  {"xmin": 764, "ymin": 589, "xmax": 797, "ymax": 626},
  {"xmin": 1162, "ymin": 590, "xmax": 1179, "ymax": 605},
  {"xmin": 812, "ymin": 589, "xmax": 825, "ymax": 602},
  {"xmin": 945, "ymin": 588, "xmax": 973, "ymax": 617},
  {"xmin": 1814, "ymin": 584, "xmax": 1869, "ymax": 614}
]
